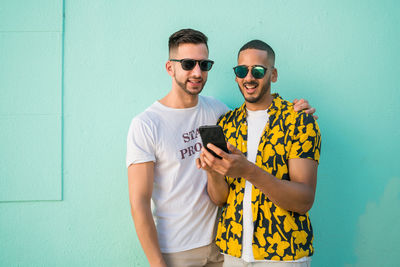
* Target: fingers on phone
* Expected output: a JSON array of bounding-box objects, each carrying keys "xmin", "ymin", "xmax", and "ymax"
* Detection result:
[
  {"xmin": 207, "ymin": 143, "xmax": 225, "ymax": 158},
  {"xmin": 200, "ymin": 149, "xmax": 213, "ymax": 169}
]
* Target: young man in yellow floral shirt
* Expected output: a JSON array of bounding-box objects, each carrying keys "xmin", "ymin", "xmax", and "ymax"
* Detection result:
[{"xmin": 197, "ymin": 40, "xmax": 321, "ymax": 266}]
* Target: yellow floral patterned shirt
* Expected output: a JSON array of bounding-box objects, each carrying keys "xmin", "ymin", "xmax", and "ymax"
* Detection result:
[{"xmin": 215, "ymin": 94, "xmax": 321, "ymax": 261}]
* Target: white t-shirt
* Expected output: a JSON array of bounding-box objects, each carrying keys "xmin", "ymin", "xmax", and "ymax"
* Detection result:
[
  {"xmin": 242, "ymin": 108, "xmax": 309, "ymax": 263},
  {"xmin": 126, "ymin": 95, "xmax": 229, "ymax": 253}
]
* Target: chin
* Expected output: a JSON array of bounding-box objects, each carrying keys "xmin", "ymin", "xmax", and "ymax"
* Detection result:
[
  {"xmin": 245, "ymin": 97, "xmax": 259, "ymax": 103},
  {"xmin": 241, "ymin": 91, "xmax": 259, "ymax": 103},
  {"xmin": 185, "ymin": 87, "xmax": 204, "ymax": 96}
]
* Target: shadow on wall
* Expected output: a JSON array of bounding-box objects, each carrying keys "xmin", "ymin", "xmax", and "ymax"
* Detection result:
[{"xmin": 347, "ymin": 177, "xmax": 400, "ymax": 267}]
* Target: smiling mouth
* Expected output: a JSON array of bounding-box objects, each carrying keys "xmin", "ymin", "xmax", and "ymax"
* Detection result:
[
  {"xmin": 244, "ymin": 82, "xmax": 258, "ymax": 93},
  {"xmin": 188, "ymin": 78, "xmax": 203, "ymax": 86}
]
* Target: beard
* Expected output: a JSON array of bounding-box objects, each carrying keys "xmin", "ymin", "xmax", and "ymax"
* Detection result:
[
  {"xmin": 175, "ymin": 75, "xmax": 206, "ymax": 96},
  {"xmin": 239, "ymin": 77, "xmax": 271, "ymax": 103}
]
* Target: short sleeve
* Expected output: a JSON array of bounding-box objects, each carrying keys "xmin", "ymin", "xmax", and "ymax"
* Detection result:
[
  {"xmin": 126, "ymin": 117, "xmax": 156, "ymax": 168},
  {"xmin": 288, "ymin": 112, "xmax": 321, "ymax": 163},
  {"xmin": 217, "ymin": 109, "xmax": 229, "ymax": 127},
  {"xmin": 217, "ymin": 102, "xmax": 230, "ymax": 120},
  {"xmin": 202, "ymin": 96, "xmax": 230, "ymax": 124}
]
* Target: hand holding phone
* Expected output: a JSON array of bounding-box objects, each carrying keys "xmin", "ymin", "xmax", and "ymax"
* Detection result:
[{"xmin": 199, "ymin": 125, "xmax": 229, "ymax": 159}]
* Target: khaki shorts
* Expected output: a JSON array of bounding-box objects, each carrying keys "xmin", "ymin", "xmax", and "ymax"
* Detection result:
[{"xmin": 162, "ymin": 241, "xmax": 223, "ymax": 267}]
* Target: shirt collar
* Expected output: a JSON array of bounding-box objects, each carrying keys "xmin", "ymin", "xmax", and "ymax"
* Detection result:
[{"xmin": 238, "ymin": 93, "xmax": 282, "ymax": 122}]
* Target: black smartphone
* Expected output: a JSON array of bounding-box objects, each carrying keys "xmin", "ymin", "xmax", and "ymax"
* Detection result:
[{"xmin": 199, "ymin": 125, "xmax": 229, "ymax": 159}]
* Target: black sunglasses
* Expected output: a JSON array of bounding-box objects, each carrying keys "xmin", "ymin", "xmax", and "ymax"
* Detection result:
[
  {"xmin": 233, "ymin": 65, "xmax": 268, "ymax": 79},
  {"xmin": 170, "ymin": 58, "xmax": 214, "ymax": 71}
]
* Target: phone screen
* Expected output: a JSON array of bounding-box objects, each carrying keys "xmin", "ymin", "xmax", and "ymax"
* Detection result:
[{"xmin": 199, "ymin": 125, "xmax": 228, "ymax": 159}]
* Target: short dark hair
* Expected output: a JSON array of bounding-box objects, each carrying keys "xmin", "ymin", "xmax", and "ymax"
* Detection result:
[
  {"xmin": 238, "ymin": 40, "xmax": 275, "ymax": 66},
  {"xmin": 168, "ymin": 29, "xmax": 208, "ymax": 55}
]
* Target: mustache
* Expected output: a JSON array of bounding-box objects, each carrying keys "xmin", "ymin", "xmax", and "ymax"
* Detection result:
[
  {"xmin": 244, "ymin": 81, "xmax": 258, "ymax": 87},
  {"xmin": 187, "ymin": 76, "xmax": 203, "ymax": 82}
]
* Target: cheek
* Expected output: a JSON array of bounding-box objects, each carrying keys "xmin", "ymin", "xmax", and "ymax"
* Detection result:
[
  {"xmin": 170, "ymin": 65, "xmax": 177, "ymax": 76},
  {"xmin": 202, "ymin": 72, "xmax": 208, "ymax": 81},
  {"xmin": 174, "ymin": 69, "xmax": 186, "ymax": 80}
]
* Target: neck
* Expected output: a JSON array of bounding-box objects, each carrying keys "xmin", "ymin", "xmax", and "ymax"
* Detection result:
[
  {"xmin": 245, "ymin": 92, "xmax": 273, "ymax": 111},
  {"xmin": 159, "ymin": 87, "xmax": 199, "ymax": 109}
]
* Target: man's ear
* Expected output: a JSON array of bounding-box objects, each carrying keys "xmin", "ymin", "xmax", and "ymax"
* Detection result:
[
  {"xmin": 166, "ymin": 61, "xmax": 174, "ymax": 77},
  {"xmin": 271, "ymin": 67, "xmax": 278, "ymax": 83}
]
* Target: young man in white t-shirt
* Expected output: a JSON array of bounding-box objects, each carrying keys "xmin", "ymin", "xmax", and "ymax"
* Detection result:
[{"xmin": 126, "ymin": 29, "xmax": 316, "ymax": 267}]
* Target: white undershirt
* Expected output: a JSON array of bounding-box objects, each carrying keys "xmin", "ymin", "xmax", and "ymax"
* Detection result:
[
  {"xmin": 242, "ymin": 108, "xmax": 310, "ymax": 263},
  {"xmin": 242, "ymin": 108, "xmax": 269, "ymax": 262}
]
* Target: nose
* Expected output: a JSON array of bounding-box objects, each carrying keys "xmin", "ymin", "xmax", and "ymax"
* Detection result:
[
  {"xmin": 191, "ymin": 62, "xmax": 202, "ymax": 77},
  {"xmin": 244, "ymin": 68, "xmax": 255, "ymax": 81}
]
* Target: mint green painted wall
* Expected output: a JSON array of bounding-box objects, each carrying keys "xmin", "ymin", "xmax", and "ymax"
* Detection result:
[
  {"xmin": 0, "ymin": 0, "xmax": 399, "ymax": 266},
  {"xmin": 0, "ymin": 0, "xmax": 63, "ymax": 201}
]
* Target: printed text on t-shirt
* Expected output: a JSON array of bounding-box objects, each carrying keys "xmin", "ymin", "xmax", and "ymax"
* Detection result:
[{"xmin": 180, "ymin": 128, "xmax": 202, "ymax": 159}]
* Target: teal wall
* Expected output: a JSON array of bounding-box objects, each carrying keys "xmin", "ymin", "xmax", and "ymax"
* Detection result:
[
  {"xmin": 1, "ymin": 0, "xmax": 399, "ymax": 266},
  {"xmin": 0, "ymin": 0, "xmax": 63, "ymax": 201}
]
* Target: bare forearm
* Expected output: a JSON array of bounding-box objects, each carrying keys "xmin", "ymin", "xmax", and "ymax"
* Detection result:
[
  {"xmin": 131, "ymin": 202, "xmax": 166, "ymax": 267},
  {"xmin": 207, "ymin": 172, "xmax": 228, "ymax": 207},
  {"xmin": 245, "ymin": 165, "xmax": 315, "ymax": 214}
]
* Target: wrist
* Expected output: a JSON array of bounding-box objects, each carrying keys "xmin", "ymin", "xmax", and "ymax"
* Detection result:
[
  {"xmin": 244, "ymin": 161, "xmax": 258, "ymax": 182},
  {"xmin": 208, "ymin": 170, "xmax": 224, "ymax": 182}
]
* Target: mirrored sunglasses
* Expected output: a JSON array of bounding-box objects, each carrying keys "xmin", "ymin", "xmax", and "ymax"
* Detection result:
[{"xmin": 233, "ymin": 65, "xmax": 268, "ymax": 79}]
